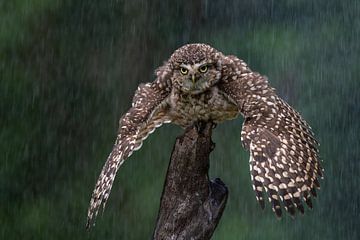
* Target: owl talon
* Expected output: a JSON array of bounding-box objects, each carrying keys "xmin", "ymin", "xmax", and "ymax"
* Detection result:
[{"xmin": 194, "ymin": 121, "xmax": 207, "ymax": 133}]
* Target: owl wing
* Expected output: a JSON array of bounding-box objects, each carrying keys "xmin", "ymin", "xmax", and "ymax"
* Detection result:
[
  {"xmin": 241, "ymin": 111, "xmax": 322, "ymax": 217},
  {"xmin": 86, "ymin": 81, "xmax": 171, "ymax": 228},
  {"xmin": 219, "ymin": 56, "xmax": 323, "ymax": 217}
]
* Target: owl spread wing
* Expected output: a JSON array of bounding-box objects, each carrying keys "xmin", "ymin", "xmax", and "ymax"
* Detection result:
[
  {"xmin": 219, "ymin": 56, "xmax": 323, "ymax": 217},
  {"xmin": 86, "ymin": 82, "xmax": 171, "ymax": 228},
  {"xmin": 241, "ymin": 107, "xmax": 322, "ymax": 217}
]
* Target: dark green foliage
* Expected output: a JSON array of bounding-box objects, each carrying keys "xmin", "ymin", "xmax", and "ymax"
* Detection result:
[{"xmin": 1, "ymin": 0, "xmax": 359, "ymax": 239}]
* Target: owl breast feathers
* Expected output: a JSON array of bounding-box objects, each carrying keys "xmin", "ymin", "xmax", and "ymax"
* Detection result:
[{"xmin": 86, "ymin": 43, "xmax": 323, "ymax": 228}]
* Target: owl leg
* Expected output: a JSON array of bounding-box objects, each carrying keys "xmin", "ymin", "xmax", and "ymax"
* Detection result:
[{"xmin": 194, "ymin": 121, "xmax": 214, "ymax": 134}]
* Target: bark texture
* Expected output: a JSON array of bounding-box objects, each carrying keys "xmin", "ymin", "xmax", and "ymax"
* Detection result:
[{"xmin": 153, "ymin": 123, "xmax": 228, "ymax": 240}]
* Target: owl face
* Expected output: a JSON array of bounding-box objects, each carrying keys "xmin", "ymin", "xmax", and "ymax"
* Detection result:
[
  {"xmin": 169, "ymin": 44, "xmax": 223, "ymax": 94},
  {"xmin": 172, "ymin": 61, "xmax": 221, "ymax": 94}
]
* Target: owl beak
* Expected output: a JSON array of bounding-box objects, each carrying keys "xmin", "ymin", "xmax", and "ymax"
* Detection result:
[{"xmin": 191, "ymin": 74, "xmax": 196, "ymax": 84}]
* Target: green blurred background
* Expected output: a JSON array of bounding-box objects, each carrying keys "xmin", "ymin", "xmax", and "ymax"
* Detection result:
[{"xmin": 1, "ymin": 0, "xmax": 359, "ymax": 239}]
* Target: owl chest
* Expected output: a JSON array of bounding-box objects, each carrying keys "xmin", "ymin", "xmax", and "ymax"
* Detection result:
[{"xmin": 168, "ymin": 88, "xmax": 239, "ymax": 126}]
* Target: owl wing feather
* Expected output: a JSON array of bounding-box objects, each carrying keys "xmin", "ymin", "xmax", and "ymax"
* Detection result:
[
  {"xmin": 86, "ymin": 81, "xmax": 171, "ymax": 228},
  {"xmin": 219, "ymin": 55, "xmax": 323, "ymax": 217}
]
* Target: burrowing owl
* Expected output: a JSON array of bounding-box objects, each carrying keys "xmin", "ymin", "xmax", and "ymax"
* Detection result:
[{"xmin": 86, "ymin": 43, "xmax": 323, "ymax": 228}]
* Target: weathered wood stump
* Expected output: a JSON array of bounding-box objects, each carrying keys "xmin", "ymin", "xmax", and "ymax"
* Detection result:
[{"xmin": 152, "ymin": 122, "xmax": 228, "ymax": 240}]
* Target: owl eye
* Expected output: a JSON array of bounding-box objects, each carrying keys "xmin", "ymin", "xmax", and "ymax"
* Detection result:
[
  {"xmin": 180, "ymin": 67, "xmax": 188, "ymax": 75},
  {"xmin": 199, "ymin": 65, "xmax": 208, "ymax": 73}
]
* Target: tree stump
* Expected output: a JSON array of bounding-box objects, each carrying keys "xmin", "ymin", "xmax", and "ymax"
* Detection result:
[{"xmin": 152, "ymin": 122, "xmax": 228, "ymax": 240}]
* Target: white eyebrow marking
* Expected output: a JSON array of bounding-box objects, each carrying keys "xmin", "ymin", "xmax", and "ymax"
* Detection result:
[
  {"xmin": 179, "ymin": 64, "xmax": 192, "ymax": 69},
  {"xmin": 194, "ymin": 60, "xmax": 208, "ymax": 68}
]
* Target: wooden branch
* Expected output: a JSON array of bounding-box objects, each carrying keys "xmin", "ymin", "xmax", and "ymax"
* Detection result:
[{"xmin": 152, "ymin": 122, "xmax": 228, "ymax": 240}]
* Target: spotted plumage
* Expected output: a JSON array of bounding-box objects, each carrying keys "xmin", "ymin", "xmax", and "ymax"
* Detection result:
[{"xmin": 86, "ymin": 43, "xmax": 323, "ymax": 228}]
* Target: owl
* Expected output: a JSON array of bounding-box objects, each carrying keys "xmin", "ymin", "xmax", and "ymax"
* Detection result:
[{"xmin": 86, "ymin": 43, "xmax": 323, "ymax": 228}]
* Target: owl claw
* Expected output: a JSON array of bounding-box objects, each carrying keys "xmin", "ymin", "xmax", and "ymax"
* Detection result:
[
  {"xmin": 194, "ymin": 121, "xmax": 206, "ymax": 133},
  {"xmin": 194, "ymin": 121, "xmax": 216, "ymax": 134}
]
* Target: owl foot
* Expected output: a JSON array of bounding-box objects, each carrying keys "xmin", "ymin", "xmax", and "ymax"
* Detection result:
[{"xmin": 194, "ymin": 121, "xmax": 215, "ymax": 134}]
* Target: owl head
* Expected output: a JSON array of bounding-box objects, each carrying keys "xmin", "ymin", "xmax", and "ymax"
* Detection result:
[{"xmin": 168, "ymin": 44, "xmax": 223, "ymax": 94}]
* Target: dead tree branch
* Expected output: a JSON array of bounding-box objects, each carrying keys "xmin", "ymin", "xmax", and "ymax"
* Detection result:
[{"xmin": 153, "ymin": 122, "xmax": 228, "ymax": 240}]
